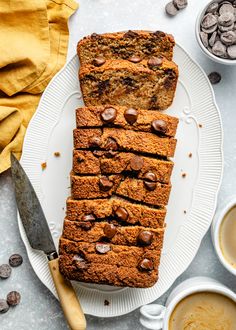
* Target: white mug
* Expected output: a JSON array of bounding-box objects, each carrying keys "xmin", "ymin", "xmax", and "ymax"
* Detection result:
[
  {"xmin": 139, "ymin": 276, "xmax": 236, "ymax": 330},
  {"xmin": 212, "ymin": 197, "xmax": 236, "ymax": 276}
]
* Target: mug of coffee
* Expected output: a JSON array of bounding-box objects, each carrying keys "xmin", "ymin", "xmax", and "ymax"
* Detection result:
[
  {"xmin": 139, "ymin": 277, "xmax": 236, "ymax": 329},
  {"xmin": 212, "ymin": 197, "xmax": 236, "ymax": 275}
]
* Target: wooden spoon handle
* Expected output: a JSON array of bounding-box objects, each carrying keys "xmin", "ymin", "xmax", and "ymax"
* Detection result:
[{"xmin": 49, "ymin": 258, "xmax": 86, "ymax": 330}]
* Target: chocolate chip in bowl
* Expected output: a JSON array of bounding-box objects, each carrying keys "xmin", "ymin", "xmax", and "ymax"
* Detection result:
[{"xmin": 196, "ymin": 0, "xmax": 236, "ymax": 64}]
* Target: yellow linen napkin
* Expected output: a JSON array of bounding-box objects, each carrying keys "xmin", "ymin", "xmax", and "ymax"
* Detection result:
[{"xmin": 0, "ymin": 0, "xmax": 78, "ymax": 173}]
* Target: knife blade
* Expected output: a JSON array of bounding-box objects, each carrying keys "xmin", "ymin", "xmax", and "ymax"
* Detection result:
[
  {"xmin": 11, "ymin": 153, "xmax": 86, "ymax": 330},
  {"xmin": 11, "ymin": 153, "xmax": 56, "ymax": 256}
]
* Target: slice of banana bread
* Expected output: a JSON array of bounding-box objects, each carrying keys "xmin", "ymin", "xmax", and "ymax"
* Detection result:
[
  {"xmin": 66, "ymin": 197, "xmax": 166, "ymax": 229},
  {"xmin": 76, "ymin": 105, "xmax": 179, "ymax": 137},
  {"xmin": 73, "ymin": 128, "xmax": 177, "ymax": 158},
  {"xmin": 77, "ymin": 30, "xmax": 175, "ymax": 64},
  {"xmin": 79, "ymin": 58, "xmax": 178, "ymax": 111},
  {"xmin": 73, "ymin": 150, "xmax": 173, "ymax": 184}
]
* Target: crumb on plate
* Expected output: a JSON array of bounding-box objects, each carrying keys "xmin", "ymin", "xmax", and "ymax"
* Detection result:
[
  {"xmin": 104, "ymin": 300, "xmax": 110, "ymax": 306},
  {"xmin": 198, "ymin": 123, "xmax": 202, "ymax": 128},
  {"xmin": 54, "ymin": 151, "xmax": 61, "ymax": 157},
  {"xmin": 41, "ymin": 162, "xmax": 47, "ymax": 170}
]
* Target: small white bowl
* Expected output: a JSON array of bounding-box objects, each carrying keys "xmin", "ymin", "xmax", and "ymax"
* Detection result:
[
  {"xmin": 195, "ymin": 0, "xmax": 236, "ymax": 65},
  {"xmin": 212, "ymin": 197, "xmax": 236, "ymax": 276}
]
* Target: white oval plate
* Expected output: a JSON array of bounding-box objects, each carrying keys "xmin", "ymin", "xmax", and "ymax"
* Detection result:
[{"xmin": 19, "ymin": 44, "xmax": 223, "ymax": 317}]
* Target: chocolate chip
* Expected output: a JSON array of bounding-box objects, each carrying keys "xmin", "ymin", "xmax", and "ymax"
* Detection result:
[
  {"xmin": 138, "ymin": 231, "xmax": 153, "ymax": 246},
  {"xmin": 221, "ymin": 30, "xmax": 236, "ymax": 45},
  {"xmin": 208, "ymin": 72, "xmax": 222, "ymax": 84},
  {"xmin": 128, "ymin": 55, "xmax": 142, "ymax": 63},
  {"xmin": 80, "ymin": 222, "xmax": 92, "ymax": 230},
  {"xmin": 218, "ymin": 12, "xmax": 234, "ymax": 26},
  {"xmin": 201, "ymin": 13, "xmax": 218, "ymax": 29},
  {"xmin": 218, "ymin": 22, "xmax": 234, "ymax": 32},
  {"xmin": 151, "ymin": 119, "xmax": 167, "ymax": 134},
  {"xmin": 206, "ymin": 2, "xmax": 219, "ymax": 13},
  {"xmin": 219, "ymin": 3, "xmax": 234, "ymax": 15},
  {"xmin": 93, "ymin": 57, "xmax": 106, "ymax": 67},
  {"xmin": 93, "ymin": 150, "xmax": 104, "ymax": 158},
  {"xmin": 173, "ymin": 0, "xmax": 188, "ymax": 10},
  {"xmin": 95, "ymin": 243, "xmax": 111, "ymax": 254},
  {"xmin": 212, "ymin": 40, "xmax": 227, "ymax": 57},
  {"xmin": 0, "ymin": 264, "xmax": 11, "ymax": 279},
  {"xmin": 123, "ymin": 30, "xmax": 139, "ymax": 38},
  {"xmin": 0, "ymin": 299, "xmax": 9, "ymax": 313},
  {"xmin": 104, "ymin": 300, "xmax": 110, "ymax": 306},
  {"xmin": 104, "ymin": 150, "xmax": 117, "ymax": 158},
  {"xmin": 91, "ymin": 33, "xmax": 99, "ymax": 39},
  {"xmin": 124, "ymin": 108, "xmax": 138, "ymax": 124},
  {"xmin": 9, "ymin": 254, "xmax": 23, "ymax": 267},
  {"xmin": 103, "ymin": 223, "xmax": 117, "ymax": 239},
  {"xmin": 100, "ymin": 107, "xmax": 117, "ymax": 123},
  {"xmin": 143, "ymin": 171, "xmax": 157, "ymax": 182},
  {"xmin": 202, "ymin": 24, "xmax": 218, "ymax": 34},
  {"xmin": 227, "ymin": 44, "xmax": 236, "ymax": 58},
  {"xmin": 81, "ymin": 214, "xmax": 96, "ymax": 221},
  {"xmin": 73, "ymin": 255, "xmax": 88, "ymax": 270},
  {"xmin": 99, "ymin": 176, "xmax": 113, "ymax": 191},
  {"xmin": 104, "ymin": 137, "xmax": 118, "ymax": 151},
  {"xmin": 130, "ymin": 155, "xmax": 144, "ymax": 171},
  {"xmin": 209, "ymin": 31, "xmax": 217, "ymax": 47},
  {"xmin": 139, "ymin": 258, "xmax": 154, "ymax": 271},
  {"xmin": 114, "ymin": 207, "xmax": 129, "ymax": 221},
  {"xmin": 144, "ymin": 181, "xmax": 157, "ymax": 191},
  {"xmin": 153, "ymin": 31, "xmax": 166, "ymax": 37},
  {"xmin": 89, "ymin": 136, "xmax": 101, "ymax": 147},
  {"xmin": 165, "ymin": 1, "xmax": 178, "ymax": 16},
  {"xmin": 6, "ymin": 291, "xmax": 21, "ymax": 306},
  {"xmin": 148, "ymin": 57, "xmax": 163, "ymax": 68},
  {"xmin": 200, "ymin": 31, "xmax": 209, "ymax": 47},
  {"xmin": 77, "ymin": 155, "xmax": 85, "ymax": 163}
]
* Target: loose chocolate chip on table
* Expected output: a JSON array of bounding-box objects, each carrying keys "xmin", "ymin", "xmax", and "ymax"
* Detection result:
[
  {"xmin": 151, "ymin": 119, "xmax": 167, "ymax": 134},
  {"xmin": 100, "ymin": 107, "xmax": 117, "ymax": 123},
  {"xmin": 6, "ymin": 291, "xmax": 21, "ymax": 306},
  {"xmin": 130, "ymin": 155, "xmax": 144, "ymax": 171},
  {"xmin": 143, "ymin": 171, "xmax": 157, "ymax": 182},
  {"xmin": 9, "ymin": 254, "xmax": 23, "ymax": 267},
  {"xmin": 0, "ymin": 264, "xmax": 12, "ymax": 279},
  {"xmin": 139, "ymin": 258, "xmax": 154, "ymax": 271},
  {"xmin": 208, "ymin": 72, "xmax": 222, "ymax": 84},
  {"xmin": 148, "ymin": 57, "xmax": 163, "ymax": 68},
  {"xmin": 209, "ymin": 31, "xmax": 217, "ymax": 47},
  {"xmin": 104, "ymin": 137, "xmax": 118, "ymax": 151},
  {"xmin": 124, "ymin": 108, "xmax": 138, "ymax": 124},
  {"xmin": 104, "ymin": 223, "xmax": 117, "ymax": 239},
  {"xmin": 227, "ymin": 44, "xmax": 236, "ymax": 58},
  {"xmin": 0, "ymin": 299, "xmax": 9, "ymax": 313},
  {"xmin": 73, "ymin": 255, "xmax": 88, "ymax": 270},
  {"xmin": 89, "ymin": 136, "xmax": 101, "ymax": 147},
  {"xmin": 144, "ymin": 181, "xmax": 157, "ymax": 191},
  {"xmin": 173, "ymin": 0, "xmax": 188, "ymax": 10},
  {"xmin": 114, "ymin": 207, "xmax": 129, "ymax": 221},
  {"xmin": 95, "ymin": 243, "xmax": 111, "ymax": 254},
  {"xmin": 206, "ymin": 2, "xmax": 219, "ymax": 13},
  {"xmin": 220, "ymin": 30, "xmax": 236, "ymax": 45},
  {"xmin": 128, "ymin": 55, "xmax": 142, "ymax": 63},
  {"xmin": 165, "ymin": 1, "xmax": 178, "ymax": 16},
  {"xmin": 200, "ymin": 31, "xmax": 209, "ymax": 47},
  {"xmin": 212, "ymin": 40, "xmax": 227, "ymax": 57},
  {"xmin": 201, "ymin": 13, "xmax": 218, "ymax": 30},
  {"xmin": 138, "ymin": 230, "xmax": 153, "ymax": 246},
  {"xmin": 99, "ymin": 176, "xmax": 113, "ymax": 191},
  {"xmin": 92, "ymin": 57, "xmax": 106, "ymax": 67}
]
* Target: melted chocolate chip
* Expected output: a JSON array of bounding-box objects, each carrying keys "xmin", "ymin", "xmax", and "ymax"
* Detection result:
[
  {"xmin": 99, "ymin": 176, "xmax": 113, "ymax": 191},
  {"xmin": 128, "ymin": 55, "xmax": 142, "ymax": 63},
  {"xmin": 77, "ymin": 155, "xmax": 84, "ymax": 163},
  {"xmin": 114, "ymin": 207, "xmax": 129, "ymax": 221},
  {"xmin": 89, "ymin": 136, "xmax": 101, "ymax": 147},
  {"xmin": 91, "ymin": 33, "xmax": 99, "ymax": 39},
  {"xmin": 144, "ymin": 181, "xmax": 157, "ymax": 191},
  {"xmin": 81, "ymin": 214, "xmax": 96, "ymax": 221},
  {"xmin": 100, "ymin": 107, "xmax": 117, "ymax": 123},
  {"xmin": 153, "ymin": 31, "xmax": 166, "ymax": 37},
  {"xmin": 103, "ymin": 223, "xmax": 117, "ymax": 239},
  {"xmin": 143, "ymin": 171, "xmax": 157, "ymax": 182},
  {"xmin": 104, "ymin": 150, "xmax": 117, "ymax": 158},
  {"xmin": 79, "ymin": 222, "xmax": 92, "ymax": 230},
  {"xmin": 92, "ymin": 57, "xmax": 106, "ymax": 67},
  {"xmin": 95, "ymin": 243, "xmax": 111, "ymax": 254},
  {"xmin": 139, "ymin": 258, "xmax": 154, "ymax": 271},
  {"xmin": 138, "ymin": 231, "xmax": 153, "ymax": 246},
  {"xmin": 105, "ymin": 137, "xmax": 118, "ymax": 150},
  {"xmin": 123, "ymin": 30, "xmax": 139, "ymax": 38},
  {"xmin": 151, "ymin": 119, "xmax": 167, "ymax": 134},
  {"xmin": 124, "ymin": 108, "xmax": 138, "ymax": 124},
  {"xmin": 93, "ymin": 150, "xmax": 104, "ymax": 158},
  {"xmin": 148, "ymin": 57, "xmax": 163, "ymax": 68},
  {"xmin": 130, "ymin": 155, "xmax": 144, "ymax": 171},
  {"xmin": 73, "ymin": 255, "xmax": 88, "ymax": 270}
]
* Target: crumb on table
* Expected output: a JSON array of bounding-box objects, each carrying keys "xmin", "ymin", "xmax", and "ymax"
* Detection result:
[
  {"xmin": 104, "ymin": 300, "xmax": 110, "ymax": 306},
  {"xmin": 54, "ymin": 152, "xmax": 61, "ymax": 157},
  {"xmin": 182, "ymin": 172, "xmax": 187, "ymax": 178},
  {"xmin": 188, "ymin": 152, "xmax": 192, "ymax": 158},
  {"xmin": 184, "ymin": 210, "xmax": 187, "ymax": 214},
  {"xmin": 198, "ymin": 124, "xmax": 202, "ymax": 128},
  {"xmin": 41, "ymin": 162, "xmax": 47, "ymax": 170}
]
